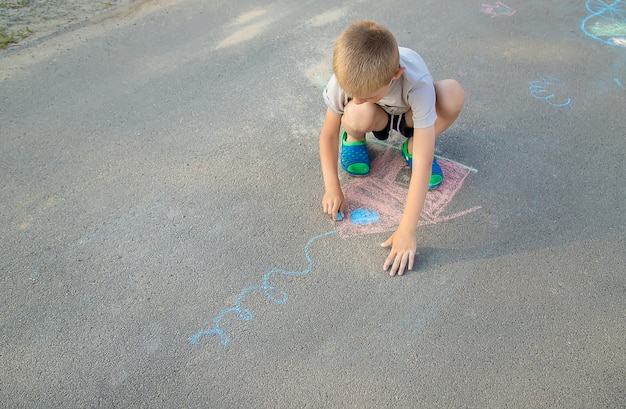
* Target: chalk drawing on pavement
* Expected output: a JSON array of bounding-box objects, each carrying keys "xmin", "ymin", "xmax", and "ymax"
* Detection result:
[
  {"xmin": 190, "ymin": 143, "xmax": 479, "ymax": 348},
  {"xmin": 590, "ymin": 77, "xmax": 626, "ymax": 92},
  {"xmin": 581, "ymin": 0, "xmax": 626, "ymax": 47},
  {"xmin": 190, "ymin": 231, "xmax": 335, "ymax": 347},
  {"xmin": 529, "ymin": 74, "xmax": 572, "ymax": 107},
  {"xmin": 349, "ymin": 208, "xmax": 380, "ymax": 225},
  {"xmin": 337, "ymin": 145, "xmax": 481, "ymax": 239},
  {"xmin": 480, "ymin": 2, "xmax": 517, "ymax": 18}
]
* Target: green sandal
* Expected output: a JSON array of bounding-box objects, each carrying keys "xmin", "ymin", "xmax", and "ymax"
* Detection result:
[
  {"xmin": 340, "ymin": 132, "xmax": 370, "ymax": 176},
  {"xmin": 402, "ymin": 139, "xmax": 443, "ymax": 189}
]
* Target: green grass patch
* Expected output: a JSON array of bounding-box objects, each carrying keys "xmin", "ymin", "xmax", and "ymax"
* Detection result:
[
  {"xmin": 0, "ymin": 25, "xmax": 32, "ymax": 48},
  {"xmin": 0, "ymin": 1, "xmax": 31, "ymax": 9}
]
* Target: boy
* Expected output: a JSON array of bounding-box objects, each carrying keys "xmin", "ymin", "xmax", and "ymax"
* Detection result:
[{"xmin": 319, "ymin": 20, "xmax": 465, "ymax": 277}]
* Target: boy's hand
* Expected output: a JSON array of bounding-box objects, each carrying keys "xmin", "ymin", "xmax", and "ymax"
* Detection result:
[
  {"xmin": 322, "ymin": 187, "xmax": 345, "ymax": 221},
  {"xmin": 381, "ymin": 227, "xmax": 417, "ymax": 276}
]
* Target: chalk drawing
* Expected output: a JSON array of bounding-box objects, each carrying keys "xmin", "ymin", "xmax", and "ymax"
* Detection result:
[
  {"xmin": 192, "ymin": 68, "xmax": 479, "ymax": 347},
  {"xmin": 315, "ymin": 75, "xmax": 327, "ymax": 89},
  {"xmin": 529, "ymin": 74, "xmax": 572, "ymax": 107},
  {"xmin": 589, "ymin": 77, "xmax": 626, "ymax": 92},
  {"xmin": 590, "ymin": 21, "xmax": 626, "ymax": 36},
  {"xmin": 337, "ymin": 145, "xmax": 481, "ymax": 239},
  {"xmin": 350, "ymin": 208, "xmax": 380, "ymax": 225},
  {"xmin": 581, "ymin": 0, "xmax": 626, "ymax": 47},
  {"xmin": 190, "ymin": 230, "xmax": 335, "ymax": 346},
  {"xmin": 190, "ymin": 147, "xmax": 479, "ymax": 347},
  {"xmin": 480, "ymin": 1, "xmax": 517, "ymax": 18}
]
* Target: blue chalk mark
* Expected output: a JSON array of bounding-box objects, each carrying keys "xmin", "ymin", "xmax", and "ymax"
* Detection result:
[
  {"xmin": 349, "ymin": 208, "xmax": 380, "ymax": 225},
  {"xmin": 529, "ymin": 74, "xmax": 572, "ymax": 107},
  {"xmin": 190, "ymin": 230, "xmax": 335, "ymax": 347},
  {"xmin": 616, "ymin": 77, "xmax": 625, "ymax": 89},
  {"xmin": 581, "ymin": 0, "xmax": 626, "ymax": 47},
  {"xmin": 315, "ymin": 75, "xmax": 327, "ymax": 89},
  {"xmin": 337, "ymin": 212, "xmax": 343, "ymax": 221}
]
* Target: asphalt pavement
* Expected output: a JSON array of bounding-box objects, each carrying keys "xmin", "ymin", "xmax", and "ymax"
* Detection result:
[{"xmin": 1, "ymin": 0, "xmax": 625, "ymax": 407}]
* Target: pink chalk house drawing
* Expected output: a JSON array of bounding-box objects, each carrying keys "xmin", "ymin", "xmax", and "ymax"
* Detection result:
[{"xmin": 337, "ymin": 147, "xmax": 481, "ymax": 239}]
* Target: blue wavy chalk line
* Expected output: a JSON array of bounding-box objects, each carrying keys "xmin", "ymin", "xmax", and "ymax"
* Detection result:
[{"xmin": 190, "ymin": 230, "xmax": 336, "ymax": 347}]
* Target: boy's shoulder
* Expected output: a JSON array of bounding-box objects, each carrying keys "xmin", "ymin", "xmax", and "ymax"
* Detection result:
[
  {"xmin": 398, "ymin": 47, "xmax": 432, "ymax": 83},
  {"xmin": 399, "ymin": 47, "xmax": 428, "ymax": 70},
  {"xmin": 399, "ymin": 46, "xmax": 420, "ymax": 57}
]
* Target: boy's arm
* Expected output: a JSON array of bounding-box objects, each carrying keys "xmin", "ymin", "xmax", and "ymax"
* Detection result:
[
  {"xmin": 382, "ymin": 125, "xmax": 436, "ymax": 276},
  {"xmin": 319, "ymin": 108, "xmax": 344, "ymax": 220}
]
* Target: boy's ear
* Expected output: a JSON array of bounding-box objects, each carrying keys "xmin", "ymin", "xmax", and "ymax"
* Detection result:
[{"xmin": 393, "ymin": 67, "xmax": 405, "ymax": 80}]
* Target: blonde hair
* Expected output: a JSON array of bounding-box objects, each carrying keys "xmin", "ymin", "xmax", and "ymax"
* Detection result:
[{"xmin": 333, "ymin": 20, "xmax": 399, "ymax": 97}]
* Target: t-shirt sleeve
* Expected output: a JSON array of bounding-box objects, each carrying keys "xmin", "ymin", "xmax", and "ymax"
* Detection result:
[
  {"xmin": 323, "ymin": 75, "xmax": 350, "ymax": 115},
  {"xmin": 407, "ymin": 81, "xmax": 437, "ymax": 129}
]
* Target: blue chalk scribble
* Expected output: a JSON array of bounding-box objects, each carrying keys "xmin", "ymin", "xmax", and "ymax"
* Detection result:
[
  {"xmin": 349, "ymin": 208, "xmax": 380, "ymax": 225},
  {"xmin": 529, "ymin": 74, "xmax": 572, "ymax": 107},
  {"xmin": 190, "ymin": 230, "xmax": 335, "ymax": 347},
  {"xmin": 581, "ymin": 0, "xmax": 626, "ymax": 47}
]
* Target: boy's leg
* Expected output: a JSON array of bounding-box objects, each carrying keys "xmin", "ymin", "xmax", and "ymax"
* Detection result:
[
  {"xmin": 404, "ymin": 79, "xmax": 464, "ymax": 153},
  {"xmin": 338, "ymin": 101, "xmax": 389, "ymax": 176},
  {"xmin": 341, "ymin": 101, "xmax": 389, "ymax": 141},
  {"xmin": 433, "ymin": 79, "xmax": 465, "ymax": 138},
  {"xmin": 404, "ymin": 79, "xmax": 464, "ymax": 189}
]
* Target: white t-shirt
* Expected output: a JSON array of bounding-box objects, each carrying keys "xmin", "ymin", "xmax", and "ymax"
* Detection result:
[{"xmin": 323, "ymin": 47, "xmax": 437, "ymax": 129}]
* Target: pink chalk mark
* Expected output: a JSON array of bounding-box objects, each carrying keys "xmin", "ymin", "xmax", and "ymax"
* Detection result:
[
  {"xmin": 481, "ymin": 1, "xmax": 516, "ymax": 18},
  {"xmin": 337, "ymin": 148, "xmax": 480, "ymax": 239}
]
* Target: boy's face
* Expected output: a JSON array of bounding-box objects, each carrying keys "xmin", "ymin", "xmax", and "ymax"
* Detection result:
[
  {"xmin": 352, "ymin": 82, "xmax": 392, "ymax": 104},
  {"xmin": 351, "ymin": 67, "xmax": 405, "ymax": 105}
]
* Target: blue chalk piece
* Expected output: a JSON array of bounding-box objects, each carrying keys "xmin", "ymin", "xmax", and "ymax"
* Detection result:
[{"xmin": 337, "ymin": 212, "xmax": 343, "ymax": 221}]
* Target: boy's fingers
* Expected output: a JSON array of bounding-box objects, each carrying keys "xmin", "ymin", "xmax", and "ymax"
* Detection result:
[
  {"xmin": 388, "ymin": 254, "xmax": 401, "ymax": 276},
  {"xmin": 323, "ymin": 203, "xmax": 338, "ymax": 219},
  {"xmin": 333, "ymin": 204, "xmax": 342, "ymax": 221},
  {"xmin": 383, "ymin": 252, "xmax": 394, "ymax": 271},
  {"xmin": 398, "ymin": 257, "xmax": 407, "ymax": 276},
  {"xmin": 388, "ymin": 251, "xmax": 414, "ymax": 276},
  {"xmin": 391, "ymin": 257, "xmax": 401, "ymax": 276}
]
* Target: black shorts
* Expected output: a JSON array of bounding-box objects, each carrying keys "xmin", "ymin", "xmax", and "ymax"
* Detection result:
[{"xmin": 372, "ymin": 112, "xmax": 414, "ymax": 140}]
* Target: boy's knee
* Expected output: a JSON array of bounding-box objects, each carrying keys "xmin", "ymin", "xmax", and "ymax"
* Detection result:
[
  {"xmin": 449, "ymin": 80, "xmax": 465, "ymax": 111},
  {"xmin": 342, "ymin": 101, "xmax": 382, "ymax": 134},
  {"xmin": 436, "ymin": 79, "xmax": 465, "ymax": 116}
]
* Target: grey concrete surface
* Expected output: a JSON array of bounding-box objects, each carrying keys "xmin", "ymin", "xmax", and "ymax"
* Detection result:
[{"xmin": 1, "ymin": 0, "xmax": 625, "ymax": 407}]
